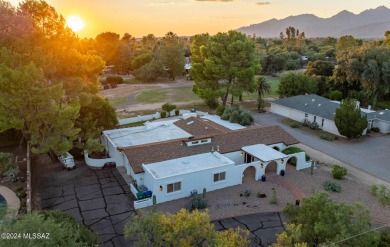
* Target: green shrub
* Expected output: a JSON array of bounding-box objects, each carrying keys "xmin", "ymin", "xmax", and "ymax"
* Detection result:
[
  {"xmin": 216, "ymin": 105, "xmax": 225, "ymax": 116},
  {"xmin": 371, "ymin": 184, "xmax": 390, "ymax": 206},
  {"xmin": 185, "ymin": 195, "xmax": 208, "ymax": 212},
  {"xmin": 162, "ymin": 102, "xmax": 176, "ymax": 116},
  {"xmin": 305, "ymin": 154, "xmax": 311, "ymax": 162},
  {"xmin": 331, "ymin": 165, "xmax": 347, "ymax": 179},
  {"xmin": 243, "ymin": 189, "xmax": 251, "ymax": 197},
  {"xmin": 221, "ymin": 105, "xmax": 253, "ymax": 126},
  {"xmin": 106, "ymin": 76, "xmax": 124, "ymax": 84},
  {"xmin": 0, "ymin": 152, "xmax": 13, "ymax": 174},
  {"xmin": 269, "ymin": 188, "xmax": 278, "ymax": 205},
  {"xmin": 282, "ymin": 147, "xmax": 304, "ymax": 155},
  {"xmin": 290, "ymin": 121, "xmax": 301, "ymax": 128},
  {"xmin": 175, "ymin": 109, "xmax": 179, "ymax": 116},
  {"xmin": 160, "ymin": 111, "xmax": 167, "ymax": 118},
  {"xmin": 320, "ymin": 134, "xmax": 336, "ymax": 141},
  {"xmin": 371, "ymin": 185, "xmax": 379, "ymax": 196},
  {"xmin": 329, "ymin": 90, "xmax": 343, "ymax": 101},
  {"xmin": 323, "ymin": 180, "xmax": 341, "ymax": 192},
  {"xmin": 17, "ymin": 191, "xmax": 27, "ymax": 199},
  {"xmin": 371, "ymin": 127, "xmax": 380, "ymax": 132}
]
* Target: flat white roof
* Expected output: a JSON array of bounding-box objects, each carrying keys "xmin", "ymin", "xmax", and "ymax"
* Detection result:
[
  {"xmin": 144, "ymin": 152, "xmax": 235, "ymax": 179},
  {"xmin": 201, "ymin": 115, "xmax": 246, "ymax": 130},
  {"xmin": 242, "ymin": 144, "xmax": 288, "ymax": 162},
  {"xmin": 103, "ymin": 120, "xmax": 192, "ymax": 148}
]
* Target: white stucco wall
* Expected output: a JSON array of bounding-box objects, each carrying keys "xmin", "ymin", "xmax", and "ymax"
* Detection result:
[
  {"xmin": 143, "ymin": 163, "xmax": 241, "ymax": 205},
  {"xmin": 271, "ymin": 104, "xmax": 306, "ymax": 122},
  {"xmin": 375, "ymin": 120, "xmax": 390, "ymax": 133}
]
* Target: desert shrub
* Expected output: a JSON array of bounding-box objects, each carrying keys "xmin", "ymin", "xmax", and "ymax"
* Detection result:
[
  {"xmin": 371, "ymin": 184, "xmax": 390, "ymax": 206},
  {"xmin": 243, "ymin": 189, "xmax": 251, "ymax": 197},
  {"xmin": 371, "ymin": 184, "xmax": 379, "ymax": 196},
  {"xmin": 371, "ymin": 127, "xmax": 380, "ymax": 132},
  {"xmin": 0, "ymin": 152, "xmax": 13, "ymax": 173},
  {"xmin": 323, "ymin": 180, "xmax": 341, "ymax": 192},
  {"xmin": 162, "ymin": 102, "xmax": 176, "ymax": 116},
  {"xmin": 331, "ymin": 165, "xmax": 347, "ymax": 179},
  {"xmin": 269, "ymin": 188, "xmax": 278, "ymax": 205},
  {"xmin": 257, "ymin": 192, "xmax": 266, "ymax": 198},
  {"xmin": 239, "ymin": 109, "xmax": 254, "ymax": 126},
  {"xmin": 320, "ymin": 134, "xmax": 336, "ymax": 141},
  {"xmin": 329, "ymin": 90, "xmax": 343, "ymax": 101},
  {"xmin": 215, "ymin": 105, "xmax": 225, "ymax": 116},
  {"xmin": 290, "ymin": 121, "xmax": 301, "ymax": 128},
  {"xmin": 160, "ymin": 111, "xmax": 167, "ymax": 118},
  {"xmin": 221, "ymin": 105, "xmax": 253, "ymax": 126},
  {"xmin": 106, "ymin": 76, "xmax": 123, "ymax": 88},
  {"xmin": 186, "ymin": 195, "xmax": 208, "ymax": 212}
]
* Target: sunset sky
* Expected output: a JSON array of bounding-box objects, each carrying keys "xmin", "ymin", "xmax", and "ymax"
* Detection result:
[{"xmin": 7, "ymin": 0, "xmax": 390, "ymax": 38}]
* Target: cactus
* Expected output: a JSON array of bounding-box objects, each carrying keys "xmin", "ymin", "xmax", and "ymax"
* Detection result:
[
  {"xmin": 152, "ymin": 195, "xmax": 157, "ymax": 211},
  {"xmin": 203, "ymin": 188, "xmax": 206, "ymax": 198}
]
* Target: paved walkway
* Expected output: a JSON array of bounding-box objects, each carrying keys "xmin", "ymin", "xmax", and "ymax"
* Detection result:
[
  {"xmin": 0, "ymin": 185, "xmax": 20, "ymax": 213},
  {"xmin": 32, "ymin": 156, "xmax": 135, "ymax": 247}
]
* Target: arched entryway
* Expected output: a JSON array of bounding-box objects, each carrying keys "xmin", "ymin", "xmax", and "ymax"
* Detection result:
[
  {"xmin": 242, "ymin": 166, "xmax": 256, "ymax": 183},
  {"xmin": 287, "ymin": 156, "xmax": 297, "ymax": 166},
  {"xmin": 265, "ymin": 161, "xmax": 278, "ymax": 174},
  {"xmin": 272, "ymin": 146, "xmax": 280, "ymax": 151}
]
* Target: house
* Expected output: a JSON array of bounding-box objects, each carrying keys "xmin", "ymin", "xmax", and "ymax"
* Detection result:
[
  {"xmin": 270, "ymin": 94, "xmax": 390, "ymax": 135},
  {"xmin": 99, "ymin": 116, "xmax": 311, "ymax": 209}
]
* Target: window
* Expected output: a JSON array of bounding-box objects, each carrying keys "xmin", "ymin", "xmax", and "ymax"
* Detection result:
[
  {"xmin": 191, "ymin": 141, "xmax": 199, "ymax": 145},
  {"xmin": 167, "ymin": 182, "xmax": 181, "ymax": 193},
  {"xmin": 201, "ymin": 139, "xmax": 208, "ymax": 143},
  {"xmin": 213, "ymin": 172, "xmax": 226, "ymax": 182},
  {"xmin": 322, "ymin": 118, "xmax": 324, "ymax": 127},
  {"xmin": 305, "ymin": 113, "xmax": 308, "ymax": 118}
]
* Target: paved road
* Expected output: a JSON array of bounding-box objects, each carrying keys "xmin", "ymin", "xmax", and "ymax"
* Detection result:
[{"xmin": 253, "ymin": 112, "xmax": 390, "ymax": 182}]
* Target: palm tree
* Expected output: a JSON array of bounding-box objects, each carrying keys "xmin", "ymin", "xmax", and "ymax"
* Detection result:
[{"xmin": 256, "ymin": 76, "xmax": 271, "ymax": 111}]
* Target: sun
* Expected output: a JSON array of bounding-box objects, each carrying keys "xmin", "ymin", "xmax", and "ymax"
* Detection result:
[{"xmin": 66, "ymin": 16, "xmax": 85, "ymax": 33}]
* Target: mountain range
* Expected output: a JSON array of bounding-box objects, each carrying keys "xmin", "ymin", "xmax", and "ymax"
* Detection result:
[{"xmin": 236, "ymin": 6, "xmax": 390, "ymax": 38}]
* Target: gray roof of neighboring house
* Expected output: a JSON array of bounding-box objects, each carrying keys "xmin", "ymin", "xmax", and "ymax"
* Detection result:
[
  {"xmin": 271, "ymin": 94, "xmax": 376, "ymax": 121},
  {"xmin": 371, "ymin": 110, "xmax": 390, "ymax": 122}
]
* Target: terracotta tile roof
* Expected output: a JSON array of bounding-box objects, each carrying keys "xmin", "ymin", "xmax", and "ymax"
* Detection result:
[
  {"xmin": 173, "ymin": 117, "xmax": 229, "ymax": 137},
  {"xmin": 124, "ymin": 125, "xmax": 299, "ymax": 174}
]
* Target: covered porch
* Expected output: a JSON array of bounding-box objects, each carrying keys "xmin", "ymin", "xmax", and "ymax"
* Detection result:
[{"xmin": 240, "ymin": 144, "xmax": 289, "ymax": 181}]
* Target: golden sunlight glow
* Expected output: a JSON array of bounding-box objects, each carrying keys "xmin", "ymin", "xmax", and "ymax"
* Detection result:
[{"xmin": 66, "ymin": 16, "xmax": 85, "ymax": 33}]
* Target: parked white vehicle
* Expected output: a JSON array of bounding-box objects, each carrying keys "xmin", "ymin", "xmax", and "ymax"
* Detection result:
[{"xmin": 58, "ymin": 152, "xmax": 75, "ymax": 170}]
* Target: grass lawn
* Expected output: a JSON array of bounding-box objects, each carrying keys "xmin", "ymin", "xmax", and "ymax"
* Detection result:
[
  {"xmin": 134, "ymin": 87, "xmax": 201, "ymax": 104},
  {"xmin": 376, "ymin": 100, "xmax": 390, "ymax": 110},
  {"xmin": 123, "ymin": 78, "xmax": 140, "ymax": 84},
  {"xmin": 109, "ymin": 97, "xmax": 127, "ymax": 106},
  {"xmin": 170, "ymin": 87, "xmax": 201, "ymax": 102},
  {"xmin": 135, "ymin": 91, "xmax": 167, "ymax": 104},
  {"xmin": 240, "ymin": 78, "xmax": 280, "ymax": 101}
]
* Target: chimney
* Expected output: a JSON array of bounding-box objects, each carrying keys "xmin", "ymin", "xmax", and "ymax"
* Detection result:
[
  {"xmin": 217, "ymin": 145, "xmax": 220, "ymax": 152},
  {"xmin": 368, "ymin": 105, "xmax": 372, "ymax": 110}
]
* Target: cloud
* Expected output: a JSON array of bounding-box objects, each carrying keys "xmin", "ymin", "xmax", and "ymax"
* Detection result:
[
  {"xmin": 149, "ymin": 1, "xmax": 176, "ymax": 5},
  {"xmin": 255, "ymin": 2, "xmax": 271, "ymax": 5},
  {"xmin": 195, "ymin": 0, "xmax": 234, "ymax": 2}
]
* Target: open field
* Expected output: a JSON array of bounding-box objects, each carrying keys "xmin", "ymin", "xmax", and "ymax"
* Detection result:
[{"xmin": 134, "ymin": 87, "xmax": 201, "ymax": 104}]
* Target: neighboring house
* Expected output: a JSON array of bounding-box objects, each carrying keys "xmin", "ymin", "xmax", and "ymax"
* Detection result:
[
  {"xmin": 99, "ymin": 115, "xmax": 311, "ymax": 209},
  {"xmin": 270, "ymin": 94, "xmax": 390, "ymax": 135}
]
